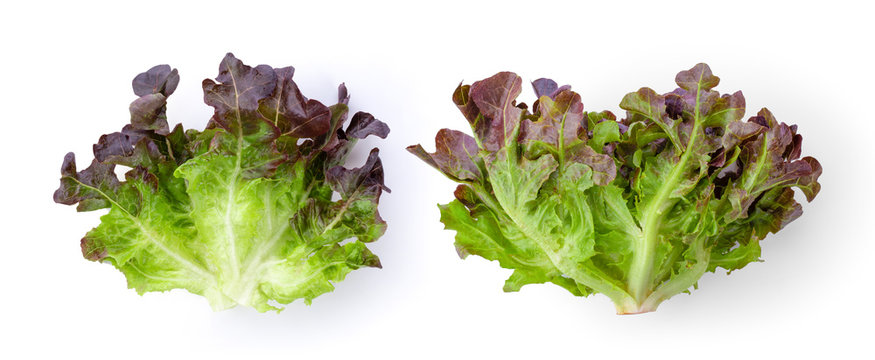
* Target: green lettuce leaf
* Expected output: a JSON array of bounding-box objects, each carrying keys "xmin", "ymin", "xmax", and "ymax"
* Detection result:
[
  {"xmin": 54, "ymin": 54, "xmax": 389, "ymax": 312},
  {"xmin": 409, "ymin": 64, "xmax": 821, "ymax": 314}
]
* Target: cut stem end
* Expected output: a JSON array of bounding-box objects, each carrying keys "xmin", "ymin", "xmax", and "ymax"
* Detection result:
[{"xmin": 614, "ymin": 300, "xmax": 658, "ymax": 315}]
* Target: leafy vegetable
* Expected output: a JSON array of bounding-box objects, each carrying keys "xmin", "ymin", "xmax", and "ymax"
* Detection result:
[
  {"xmin": 408, "ymin": 64, "xmax": 821, "ymax": 314},
  {"xmin": 54, "ymin": 53, "xmax": 389, "ymax": 312}
]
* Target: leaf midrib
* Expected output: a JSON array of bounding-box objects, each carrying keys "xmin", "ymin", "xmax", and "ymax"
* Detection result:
[
  {"xmin": 223, "ymin": 62, "xmax": 244, "ymax": 279},
  {"xmin": 629, "ymin": 73, "xmax": 706, "ymax": 303}
]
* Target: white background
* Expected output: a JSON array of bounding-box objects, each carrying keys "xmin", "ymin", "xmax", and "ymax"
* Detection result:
[{"xmin": 2, "ymin": 0, "xmax": 872, "ymax": 358}]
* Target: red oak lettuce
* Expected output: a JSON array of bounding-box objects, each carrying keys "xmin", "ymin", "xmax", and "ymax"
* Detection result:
[
  {"xmin": 409, "ymin": 64, "xmax": 821, "ymax": 313},
  {"xmin": 54, "ymin": 54, "xmax": 389, "ymax": 312}
]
